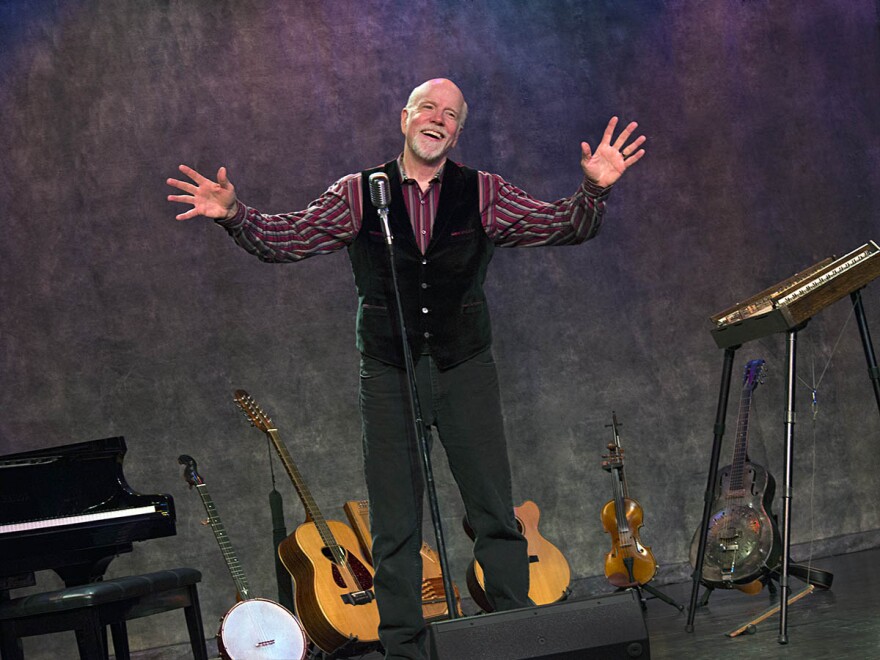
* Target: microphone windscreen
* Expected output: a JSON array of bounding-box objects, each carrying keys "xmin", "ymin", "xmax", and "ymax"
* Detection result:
[{"xmin": 369, "ymin": 172, "xmax": 391, "ymax": 210}]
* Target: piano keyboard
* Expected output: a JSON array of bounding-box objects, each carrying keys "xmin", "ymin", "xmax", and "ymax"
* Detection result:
[{"xmin": 0, "ymin": 505, "xmax": 161, "ymax": 535}]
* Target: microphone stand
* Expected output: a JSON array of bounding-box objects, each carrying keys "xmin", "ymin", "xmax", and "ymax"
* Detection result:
[{"xmin": 376, "ymin": 206, "xmax": 459, "ymax": 620}]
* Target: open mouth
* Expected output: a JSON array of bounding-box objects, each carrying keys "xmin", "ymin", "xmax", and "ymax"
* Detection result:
[{"xmin": 421, "ymin": 130, "xmax": 444, "ymax": 141}]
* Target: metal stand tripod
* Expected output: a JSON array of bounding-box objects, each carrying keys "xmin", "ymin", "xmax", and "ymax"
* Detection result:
[{"xmin": 687, "ymin": 288, "xmax": 879, "ymax": 642}]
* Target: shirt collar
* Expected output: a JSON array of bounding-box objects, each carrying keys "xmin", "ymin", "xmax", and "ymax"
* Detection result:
[{"xmin": 397, "ymin": 154, "xmax": 445, "ymax": 185}]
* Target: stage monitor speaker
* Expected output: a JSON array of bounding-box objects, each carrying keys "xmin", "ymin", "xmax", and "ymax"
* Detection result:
[{"xmin": 427, "ymin": 590, "xmax": 649, "ymax": 659}]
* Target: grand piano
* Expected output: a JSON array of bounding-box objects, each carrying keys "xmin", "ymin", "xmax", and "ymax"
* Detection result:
[{"xmin": 0, "ymin": 436, "xmax": 175, "ymax": 590}]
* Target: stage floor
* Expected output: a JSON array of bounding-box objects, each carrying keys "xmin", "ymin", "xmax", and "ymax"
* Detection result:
[
  {"xmin": 133, "ymin": 545, "xmax": 880, "ymax": 659},
  {"xmin": 641, "ymin": 546, "xmax": 880, "ymax": 659}
]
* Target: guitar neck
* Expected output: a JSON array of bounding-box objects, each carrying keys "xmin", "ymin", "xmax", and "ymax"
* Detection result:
[
  {"xmin": 267, "ymin": 429, "xmax": 339, "ymax": 551},
  {"xmin": 729, "ymin": 386, "xmax": 754, "ymax": 493},
  {"xmin": 194, "ymin": 484, "xmax": 251, "ymax": 599}
]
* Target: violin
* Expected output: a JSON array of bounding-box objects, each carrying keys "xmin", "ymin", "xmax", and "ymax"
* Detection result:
[{"xmin": 600, "ymin": 412, "xmax": 657, "ymax": 588}]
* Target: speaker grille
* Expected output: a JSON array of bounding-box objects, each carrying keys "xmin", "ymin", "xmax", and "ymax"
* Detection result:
[{"xmin": 427, "ymin": 590, "xmax": 649, "ymax": 659}]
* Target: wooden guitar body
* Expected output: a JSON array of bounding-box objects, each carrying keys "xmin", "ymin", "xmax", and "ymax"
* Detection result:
[
  {"xmin": 278, "ymin": 520, "xmax": 381, "ymax": 653},
  {"xmin": 232, "ymin": 391, "xmax": 380, "ymax": 655},
  {"xmin": 465, "ymin": 500, "xmax": 571, "ymax": 612},
  {"xmin": 690, "ymin": 459, "xmax": 782, "ymax": 587},
  {"xmin": 343, "ymin": 500, "xmax": 461, "ymax": 621}
]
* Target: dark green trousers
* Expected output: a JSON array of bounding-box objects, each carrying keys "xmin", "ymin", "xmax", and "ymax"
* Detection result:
[{"xmin": 359, "ymin": 348, "xmax": 530, "ymax": 660}]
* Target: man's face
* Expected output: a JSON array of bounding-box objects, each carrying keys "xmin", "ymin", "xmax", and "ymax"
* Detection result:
[{"xmin": 401, "ymin": 81, "xmax": 464, "ymax": 165}]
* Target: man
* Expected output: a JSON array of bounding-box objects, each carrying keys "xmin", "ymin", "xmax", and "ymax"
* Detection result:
[{"xmin": 167, "ymin": 78, "xmax": 645, "ymax": 660}]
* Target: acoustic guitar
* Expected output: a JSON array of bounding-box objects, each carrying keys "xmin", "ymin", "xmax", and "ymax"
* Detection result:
[
  {"xmin": 463, "ymin": 500, "xmax": 571, "ymax": 612},
  {"xmin": 343, "ymin": 499, "xmax": 462, "ymax": 621},
  {"xmin": 178, "ymin": 454, "xmax": 307, "ymax": 660},
  {"xmin": 233, "ymin": 390, "xmax": 380, "ymax": 654},
  {"xmin": 688, "ymin": 359, "xmax": 782, "ymax": 592}
]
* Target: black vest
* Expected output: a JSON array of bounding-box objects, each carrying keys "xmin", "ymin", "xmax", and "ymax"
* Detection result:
[{"xmin": 348, "ymin": 160, "xmax": 494, "ymax": 369}]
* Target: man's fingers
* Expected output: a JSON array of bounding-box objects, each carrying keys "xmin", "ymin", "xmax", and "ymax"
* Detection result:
[
  {"xmin": 166, "ymin": 178, "xmax": 198, "ymax": 194},
  {"xmin": 621, "ymin": 134, "xmax": 646, "ymax": 156},
  {"xmin": 178, "ymin": 163, "xmax": 208, "ymax": 184},
  {"xmin": 612, "ymin": 121, "xmax": 639, "ymax": 150},
  {"xmin": 580, "ymin": 141, "xmax": 593, "ymax": 160},
  {"xmin": 175, "ymin": 208, "xmax": 200, "ymax": 221},
  {"xmin": 600, "ymin": 116, "xmax": 619, "ymax": 145},
  {"xmin": 624, "ymin": 149, "xmax": 646, "ymax": 167},
  {"xmin": 167, "ymin": 194, "xmax": 194, "ymax": 204}
]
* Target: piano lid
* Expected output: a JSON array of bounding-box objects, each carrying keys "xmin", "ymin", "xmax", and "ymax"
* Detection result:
[{"xmin": 0, "ymin": 436, "xmax": 175, "ymax": 584}]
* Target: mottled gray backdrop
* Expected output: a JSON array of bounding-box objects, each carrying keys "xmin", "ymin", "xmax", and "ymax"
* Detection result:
[{"xmin": 2, "ymin": 0, "xmax": 879, "ymax": 655}]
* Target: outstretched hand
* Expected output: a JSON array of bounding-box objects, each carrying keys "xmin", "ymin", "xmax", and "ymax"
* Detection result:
[
  {"xmin": 166, "ymin": 165, "xmax": 238, "ymax": 221},
  {"xmin": 580, "ymin": 117, "xmax": 646, "ymax": 188}
]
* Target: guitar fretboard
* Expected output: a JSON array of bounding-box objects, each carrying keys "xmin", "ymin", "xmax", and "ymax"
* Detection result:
[
  {"xmin": 729, "ymin": 388, "xmax": 754, "ymax": 494},
  {"xmin": 267, "ymin": 429, "xmax": 347, "ymax": 565}
]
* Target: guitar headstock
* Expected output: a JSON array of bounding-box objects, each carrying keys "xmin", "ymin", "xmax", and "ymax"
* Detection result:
[
  {"xmin": 178, "ymin": 454, "xmax": 204, "ymax": 488},
  {"xmin": 234, "ymin": 389, "xmax": 275, "ymax": 433},
  {"xmin": 742, "ymin": 359, "xmax": 767, "ymax": 392}
]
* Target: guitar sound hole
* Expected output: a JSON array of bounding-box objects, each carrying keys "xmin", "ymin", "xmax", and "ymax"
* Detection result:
[{"xmin": 323, "ymin": 547, "xmax": 374, "ymax": 591}]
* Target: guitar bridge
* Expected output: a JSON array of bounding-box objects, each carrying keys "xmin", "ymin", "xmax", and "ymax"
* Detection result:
[{"xmin": 341, "ymin": 589, "xmax": 375, "ymax": 606}]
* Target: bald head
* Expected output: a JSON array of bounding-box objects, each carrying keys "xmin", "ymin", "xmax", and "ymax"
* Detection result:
[{"xmin": 405, "ymin": 78, "xmax": 468, "ymax": 129}]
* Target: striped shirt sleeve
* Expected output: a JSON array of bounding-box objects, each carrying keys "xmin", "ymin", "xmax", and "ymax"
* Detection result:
[
  {"xmin": 479, "ymin": 171, "xmax": 610, "ymax": 247},
  {"xmin": 216, "ymin": 173, "xmax": 363, "ymax": 262}
]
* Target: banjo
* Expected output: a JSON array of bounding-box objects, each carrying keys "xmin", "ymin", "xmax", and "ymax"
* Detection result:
[{"xmin": 179, "ymin": 454, "xmax": 308, "ymax": 660}]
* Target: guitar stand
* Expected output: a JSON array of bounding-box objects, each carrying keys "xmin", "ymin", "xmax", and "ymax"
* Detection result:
[
  {"xmin": 696, "ymin": 571, "xmax": 778, "ymax": 609},
  {"xmin": 688, "ymin": 288, "xmax": 875, "ymax": 642}
]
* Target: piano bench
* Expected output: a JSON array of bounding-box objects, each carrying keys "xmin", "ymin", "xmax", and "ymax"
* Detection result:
[{"xmin": 0, "ymin": 567, "xmax": 208, "ymax": 660}]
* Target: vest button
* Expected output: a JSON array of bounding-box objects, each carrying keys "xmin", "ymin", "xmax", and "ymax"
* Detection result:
[
  {"xmin": 421, "ymin": 282, "xmax": 428, "ymax": 289},
  {"xmin": 421, "ymin": 259, "xmax": 428, "ymax": 265},
  {"xmin": 423, "ymin": 332, "xmax": 431, "ymax": 339},
  {"xmin": 422, "ymin": 307, "xmax": 429, "ymax": 314}
]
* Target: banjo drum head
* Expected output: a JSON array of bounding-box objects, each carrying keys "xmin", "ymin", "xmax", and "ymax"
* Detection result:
[{"xmin": 218, "ymin": 598, "xmax": 307, "ymax": 660}]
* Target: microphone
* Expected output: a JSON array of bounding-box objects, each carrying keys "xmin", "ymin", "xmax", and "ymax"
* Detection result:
[
  {"xmin": 368, "ymin": 172, "xmax": 391, "ymax": 209},
  {"xmin": 368, "ymin": 172, "xmax": 393, "ymax": 245}
]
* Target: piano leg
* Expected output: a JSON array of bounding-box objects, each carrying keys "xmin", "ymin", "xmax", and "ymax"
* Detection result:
[
  {"xmin": 74, "ymin": 619, "xmax": 107, "ymax": 659},
  {"xmin": 0, "ymin": 633, "xmax": 24, "ymax": 660},
  {"xmin": 110, "ymin": 621, "xmax": 131, "ymax": 659}
]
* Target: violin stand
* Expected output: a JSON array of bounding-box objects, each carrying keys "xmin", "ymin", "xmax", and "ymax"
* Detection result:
[
  {"xmin": 619, "ymin": 557, "xmax": 684, "ymax": 612},
  {"xmin": 637, "ymin": 582, "xmax": 684, "ymax": 612},
  {"xmin": 687, "ymin": 289, "xmax": 877, "ymax": 642}
]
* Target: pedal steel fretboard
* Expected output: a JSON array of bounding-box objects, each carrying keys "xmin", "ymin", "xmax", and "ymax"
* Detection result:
[{"xmin": 711, "ymin": 241, "xmax": 880, "ymax": 348}]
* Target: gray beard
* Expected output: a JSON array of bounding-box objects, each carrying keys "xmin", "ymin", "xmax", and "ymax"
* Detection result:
[{"xmin": 409, "ymin": 136, "xmax": 448, "ymax": 164}]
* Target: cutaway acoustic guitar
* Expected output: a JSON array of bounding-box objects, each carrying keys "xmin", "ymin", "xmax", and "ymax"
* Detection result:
[{"xmin": 463, "ymin": 500, "xmax": 571, "ymax": 612}]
